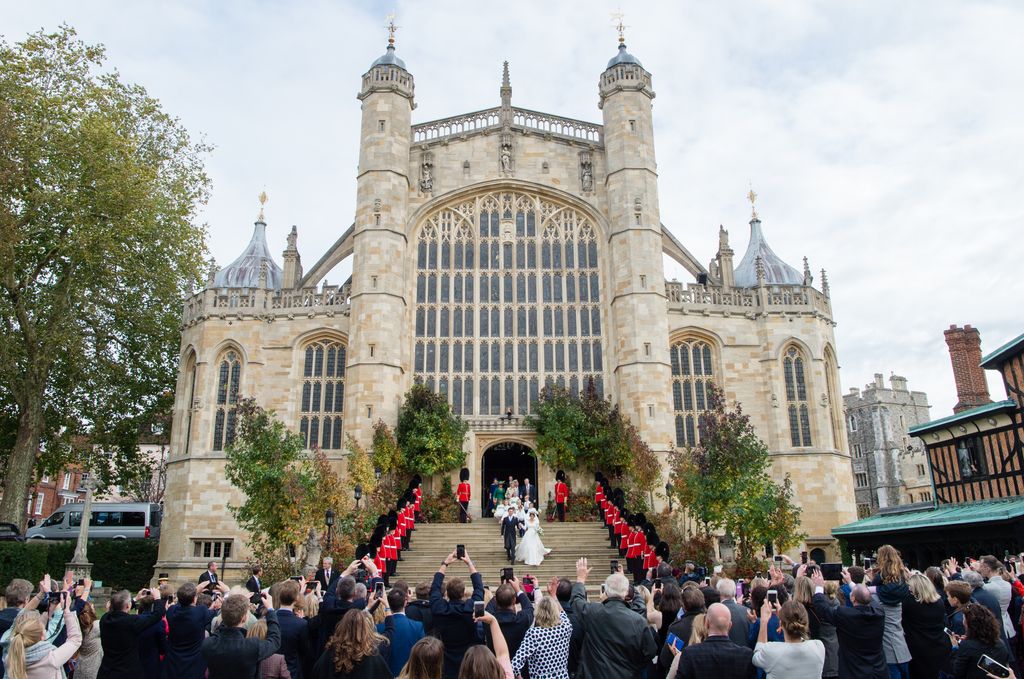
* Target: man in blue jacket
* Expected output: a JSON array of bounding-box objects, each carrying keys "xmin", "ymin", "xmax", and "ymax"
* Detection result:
[
  {"xmin": 377, "ymin": 582, "xmax": 424, "ymax": 677},
  {"xmin": 276, "ymin": 579, "xmax": 313, "ymax": 679}
]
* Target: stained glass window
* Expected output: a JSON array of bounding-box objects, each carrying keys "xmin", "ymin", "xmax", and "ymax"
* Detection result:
[
  {"xmin": 670, "ymin": 339, "xmax": 715, "ymax": 447},
  {"xmin": 298, "ymin": 340, "xmax": 346, "ymax": 449}
]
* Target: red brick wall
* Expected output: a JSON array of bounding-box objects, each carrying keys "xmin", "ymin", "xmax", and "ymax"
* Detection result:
[{"xmin": 26, "ymin": 468, "xmax": 87, "ymax": 521}]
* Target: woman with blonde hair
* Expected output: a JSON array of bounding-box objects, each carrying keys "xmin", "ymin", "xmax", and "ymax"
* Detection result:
[
  {"xmin": 871, "ymin": 545, "xmax": 912, "ymax": 678},
  {"xmin": 794, "ymin": 571, "xmax": 838, "ymax": 678},
  {"xmin": 3, "ymin": 592, "xmax": 80, "ymax": 679},
  {"xmin": 247, "ymin": 618, "xmax": 291, "ymax": 679},
  {"xmin": 314, "ymin": 608, "xmax": 390, "ymax": 678},
  {"xmin": 511, "ymin": 592, "xmax": 572, "ymax": 678},
  {"xmin": 901, "ymin": 572, "xmax": 951, "ymax": 679},
  {"xmin": 687, "ymin": 613, "xmax": 708, "ymax": 646},
  {"xmin": 396, "ymin": 636, "xmax": 443, "ymax": 679},
  {"xmin": 752, "ymin": 599, "xmax": 824, "ymax": 679}
]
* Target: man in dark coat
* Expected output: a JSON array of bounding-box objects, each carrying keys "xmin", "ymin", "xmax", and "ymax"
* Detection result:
[
  {"xmin": 670, "ymin": 603, "xmax": 755, "ymax": 679},
  {"xmin": 99, "ymin": 588, "xmax": 168, "ymax": 679},
  {"xmin": 246, "ymin": 565, "xmax": 264, "ymax": 606},
  {"xmin": 276, "ymin": 579, "xmax": 313, "ymax": 679},
  {"xmin": 162, "ymin": 582, "xmax": 216, "ymax": 679},
  {"xmin": 198, "ymin": 561, "xmax": 219, "ymax": 586},
  {"xmin": 657, "ymin": 586, "xmax": 707, "ymax": 674},
  {"xmin": 430, "ymin": 549, "xmax": 485, "ymax": 679},
  {"xmin": 202, "ymin": 593, "xmax": 280, "ymax": 679},
  {"xmin": 570, "ymin": 557, "xmax": 659, "ymax": 679},
  {"xmin": 520, "ymin": 478, "xmax": 538, "ymax": 505},
  {"xmin": 552, "ymin": 577, "xmax": 584, "ymax": 676},
  {"xmin": 484, "ymin": 576, "xmax": 534, "ymax": 664},
  {"xmin": 314, "ymin": 557, "xmax": 339, "ymax": 594},
  {"xmin": 810, "ymin": 575, "xmax": 888, "ymax": 679},
  {"xmin": 716, "ymin": 578, "xmax": 751, "ymax": 648},
  {"xmin": 316, "ymin": 558, "xmax": 381, "ymax": 655},
  {"xmin": 500, "ymin": 506, "xmax": 521, "ymax": 563}
]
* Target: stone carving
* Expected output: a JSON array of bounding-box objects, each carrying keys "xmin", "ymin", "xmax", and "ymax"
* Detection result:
[
  {"xmin": 373, "ymin": 198, "xmax": 382, "ymax": 213},
  {"xmin": 634, "ymin": 196, "xmax": 642, "ymax": 213},
  {"xmin": 579, "ymin": 151, "xmax": 593, "ymax": 192},
  {"xmin": 500, "ymin": 143, "xmax": 513, "ymax": 174},
  {"xmin": 419, "ymin": 153, "xmax": 433, "ymax": 193}
]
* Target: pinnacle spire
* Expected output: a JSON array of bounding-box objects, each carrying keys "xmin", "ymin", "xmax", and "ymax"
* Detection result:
[
  {"xmin": 502, "ymin": 61, "xmax": 510, "ymax": 89},
  {"xmin": 500, "ymin": 61, "xmax": 512, "ymax": 112}
]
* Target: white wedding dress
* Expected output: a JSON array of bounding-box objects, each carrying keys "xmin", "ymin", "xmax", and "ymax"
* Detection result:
[{"xmin": 515, "ymin": 515, "xmax": 551, "ymax": 566}]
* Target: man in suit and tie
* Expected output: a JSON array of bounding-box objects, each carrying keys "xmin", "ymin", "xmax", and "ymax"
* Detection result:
[
  {"xmin": 520, "ymin": 478, "xmax": 537, "ymax": 505},
  {"xmin": 315, "ymin": 557, "xmax": 339, "ymax": 593},
  {"xmin": 810, "ymin": 572, "xmax": 888, "ymax": 679},
  {"xmin": 500, "ymin": 506, "xmax": 521, "ymax": 563},
  {"xmin": 245, "ymin": 565, "xmax": 263, "ymax": 606},
  {"xmin": 378, "ymin": 582, "xmax": 425, "ymax": 676},
  {"xmin": 198, "ymin": 561, "xmax": 218, "ymax": 586}
]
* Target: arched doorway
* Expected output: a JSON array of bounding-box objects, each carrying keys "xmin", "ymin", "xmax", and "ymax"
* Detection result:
[{"xmin": 481, "ymin": 442, "xmax": 537, "ymax": 516}]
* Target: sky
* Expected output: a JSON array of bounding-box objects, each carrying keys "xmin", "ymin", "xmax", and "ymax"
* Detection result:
[{"xmin": 4, "ymin": 0, "xmax": 1022, "ymax": 417}]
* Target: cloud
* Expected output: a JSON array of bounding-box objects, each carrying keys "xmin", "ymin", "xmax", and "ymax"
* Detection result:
[{"xmin": 5, "ymin": 0, "xmax": 1021, "ymax": 414}]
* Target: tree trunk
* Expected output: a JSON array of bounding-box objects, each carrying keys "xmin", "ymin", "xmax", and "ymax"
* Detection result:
[{"xmin": 0, "ymin": 390, "xmax": 44, "ymax": 527}]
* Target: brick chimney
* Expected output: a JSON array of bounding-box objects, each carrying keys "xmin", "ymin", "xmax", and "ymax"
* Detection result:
[{"xmin": 944, "ymin": 324, "xmax": 991, "ymax": 413}]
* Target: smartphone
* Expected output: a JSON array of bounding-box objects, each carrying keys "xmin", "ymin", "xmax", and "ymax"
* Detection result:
[
  {"xmin": 773, "ymin": 555, "xmax": 784, "ymax": 563},
  {"xmin": 767, "ymin": 589, "xmax": 779, "ymax": 606},
  {"xmin": 666, "ymin": 632, "xmax": 684, "ymax": 652},
  {"xmin": 610, "ymin": 559, "xmax": 619, "ymax": 574},
  {"xmin": 289, "ymin": 576, "xmax": 302, "ymax": 582},
  {"xmin": 943, "ymin": 627, "xmax": 955, "ymax": 637},
  {"xmin": 653, "ymin": 578, "xmax": 663, "ymax": 589},
  {"xmin": 77, "ymin": 579, "xmax": 86, "ymax": 587},
  {"xmin": 305, "ymin": 582, "xmax": 315, "ymax": 592},
  {"xmin": 523, "ymin": 576, "xmax": 535, "ymax": 587},
  {"xmin": 736, "ymin": 581, "xmax": 744, "ymax": 599},
  {"xmin": 600, "ymin": 584, "xmax": 606, "ymax": 595},
  {"xmin": 473, "ymin": 601, "xmax": 485, "ymax": 618},
  {"xmin": 704, "ymin": 577, "xmax": 711, "ymax": 586},
  {"xmin": 978, "ymin": 654, "xmax": 1011, "ymax": 678},
  {"xmin": 501, "ymin": 567, "xmax": 513, "ymax": 583},
  {"xmin": 800, "ymin": 551, "xmax": 808, "ymax": 565},
  {"xmin": 820, "ymin": 563, "xmax": 843, "ymax": 581},
  {"xmin": 374, "ymin": 581, "xmax": 385, "ymax": 598},
  {"xmin": 456, "ymin": 544, "xmax": 465, "ymax": 559}
]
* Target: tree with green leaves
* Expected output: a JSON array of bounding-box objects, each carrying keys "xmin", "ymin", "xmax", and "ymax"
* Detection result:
[
  {"xmin": 224, "ymin": 399, "xmax": 350, "ymax": 579},
  {"xmin": 395, "ymin": 383, "xmax": 468, "ymax": 475},
  {"xmin": 668, "ymin": 383, "xmax": 804, "ymax": 567},
  {"xmin": 0, "ymin": 27, "xmax": 210, "ymax": 523}
]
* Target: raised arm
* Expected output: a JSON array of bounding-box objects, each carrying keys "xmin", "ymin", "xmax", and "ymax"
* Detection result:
[{"xmin": 257, "ymin": 594, "xmax": 282, "ymax": 661}]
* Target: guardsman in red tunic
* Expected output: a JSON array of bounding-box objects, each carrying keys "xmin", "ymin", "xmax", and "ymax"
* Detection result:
[
  {"xmin": 594, "ymin": 473, "xmax": 605, "ymax": 512},
  {"xmin": 412, "ymin": 475, "xmax": 423, "ymax": 520},
  {"xmin": 629, "ymin": 518, "xmax": 649, "ymax": 584},
  {"xmin": 605, "ymin": 502, "xmax": 616, "ymax": 545},
  {"xmin": 555, "ymin": 470, "xmax": 569, "ymax": 522},
  {"xmin": 616, "ymin": 512, "xmax": 629, "ymax": 558},
  {"xmin": 457, "ymin": 467, "xmax": 471, "ymax": 523}
]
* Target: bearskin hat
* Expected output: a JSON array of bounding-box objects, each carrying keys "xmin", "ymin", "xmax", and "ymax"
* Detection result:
[
  {"xmin": 387, "ymin": 510, "xmax": 398, "ymax": 529},
  {"xmin": 355, "ymin": 543, "xmax": 369, "ymax": 560},
  {"xmin": 460, "ymin": 467, "xmax": 470, "ymax": 482},
  {"xmin": 412, "ymin": 474, "xmax": 422, "ymax": 486},
  {"xmin": 376, "ymin": 514, "xmax": 387, "ymax": 527},
  {"xmin": 656, "ymin": 541, "xmax": 670, "ymax": 560},
  {"xmin": 397, "ymin": 497, "xmax": 407, "ymax": 510},
  {"xmin": 634, "ymin": 513, "xmax": 647, "ymax": 526},
  {"xmin": 556, "ymin": 470, "xmax": 566, "ymax": 482}
]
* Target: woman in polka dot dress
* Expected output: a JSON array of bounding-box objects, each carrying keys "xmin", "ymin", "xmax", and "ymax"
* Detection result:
[{"xmin": 510, "ymin": 590, "xmax": 573, "ymax": 679}]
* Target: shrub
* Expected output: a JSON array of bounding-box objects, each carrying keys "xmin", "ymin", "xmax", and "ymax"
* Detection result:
[
  {"xmin": 0, "ymin": 539, "xmax": 158, "ymax": 591},
  {"xmin": 421, "ymin": 477, "xmax": 459, "ymax": 524}
]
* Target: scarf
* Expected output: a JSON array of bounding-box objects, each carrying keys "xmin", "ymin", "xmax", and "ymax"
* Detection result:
[{"xmin": 0, "ymin": 605, "xmax": 66, "ymax": 676}]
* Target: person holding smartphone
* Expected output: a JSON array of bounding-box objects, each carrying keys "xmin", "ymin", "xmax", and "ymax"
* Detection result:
[
  {"xmin": 949, "ymin": 603, "xmax": 1011, "ymax": 679},
  {"xmin": 483, "ymin": 573, "xmax": 534, "ymax": 666},
  {"xmin": 431, "ymin": 547, "xmax": 484, "ymax": 679}
]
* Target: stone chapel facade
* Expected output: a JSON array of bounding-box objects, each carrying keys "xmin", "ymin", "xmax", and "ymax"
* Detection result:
[{"xmin": 156, "ymin": 37, "xmax": 856, "ymax": 579}]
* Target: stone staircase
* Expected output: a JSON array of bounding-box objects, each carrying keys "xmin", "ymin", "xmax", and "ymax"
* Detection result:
[{"xmin": 393, "ymin": 520, "xmax": 620, "ymax": 595}]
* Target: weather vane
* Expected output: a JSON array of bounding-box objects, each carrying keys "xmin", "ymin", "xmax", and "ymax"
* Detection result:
[
  {"xmin": 258, "ymin": 190, "xmax": 268, "ymax": 222},
  {"xmin": 610, "ymin": 10, "xmax": 627, "ymax": 44},
  {"xmin": 747, "ymin": 185, "xmax": 758, "ymax": 220},
  {"xmin": 386, "ymin": 12, "xmax": 399, "ymax": 45}
]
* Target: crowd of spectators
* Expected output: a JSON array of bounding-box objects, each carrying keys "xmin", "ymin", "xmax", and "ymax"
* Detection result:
[{"xmin": 2, "ymin": 544, "xmax": 1024, "ymax": 679}]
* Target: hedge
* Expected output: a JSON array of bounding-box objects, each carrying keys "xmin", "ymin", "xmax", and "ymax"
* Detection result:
[{"xmin": 0, "ymin": 540, "xmax": 158, "ymax": 592}]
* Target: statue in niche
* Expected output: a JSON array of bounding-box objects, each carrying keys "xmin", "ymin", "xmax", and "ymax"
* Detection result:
[
  {"xmin": 419, "ymin": 158, "xmax": 433, "ymax": 193},
  {"xmin": 500, "ymin": 144, "xmax": 513, "ymax": 174},
  {"xmin": 580, "ymin": 159, "xmax": 593, "ymax": 192}
]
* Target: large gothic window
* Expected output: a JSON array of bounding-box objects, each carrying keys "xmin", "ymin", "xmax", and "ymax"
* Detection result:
[
  {"xmin": 212, "ymin": 350, "xmax": 241, "ymax": 451},
  {"xmin": 670, "ymin": 338, "xmax": 715, "ymax": 447},
  {"xmin": 299, "ymin": 340, "xmax": 346, "ymax": 449},
  {"xmin": 783, "ymin": 345, "xmax": 813, "ymax": 447},
  {"xmin": 414, "ymin": 191, "xmax": 604, "ymax": 416}
]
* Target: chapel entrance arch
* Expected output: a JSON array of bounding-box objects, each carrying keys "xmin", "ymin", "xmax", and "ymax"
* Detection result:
[{"xmin": 481, "ymin": 441, "xmax": 537, "ymax": 516}]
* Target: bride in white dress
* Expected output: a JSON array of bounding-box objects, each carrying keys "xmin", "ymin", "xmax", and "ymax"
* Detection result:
[{"xmin": 515, "ymin": 509, "xmax": 551, "ymax": 566}]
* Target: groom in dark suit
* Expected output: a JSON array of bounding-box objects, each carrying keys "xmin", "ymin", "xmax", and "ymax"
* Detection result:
[{"xmin": 500, "ymin": 506, "xmax": 521, "ymax": 563}]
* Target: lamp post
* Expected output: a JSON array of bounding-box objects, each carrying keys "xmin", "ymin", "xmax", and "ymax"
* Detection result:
[
  {"xmin": 665, "ymin": 482, "xmax": 673, "ymax": 513},
  {"xmin": 67, "ymin": 473, "xmax": 98, "ymax": 580},
  {"xmin": 374, "ymin": 467, "xmax": 381, "ymax": 482},
  {"xmin": 354, "ymin": 484, "xmax": 362, "ymax": 510},
  {"xmin": 325, "ymin": 509, "xmax": 335, "ymax": 554}
]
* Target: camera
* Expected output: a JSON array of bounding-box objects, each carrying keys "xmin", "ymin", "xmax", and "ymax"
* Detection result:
[{"xmin": 610, "ymin": 560, "xmax": 619, "ymax": 574}]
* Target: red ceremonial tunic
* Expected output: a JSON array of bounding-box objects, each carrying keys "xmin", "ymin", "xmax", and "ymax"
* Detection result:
[
  {"xmin": 457, "ymin": 482, "xmax": 471, "ymax": 503},
  {"xmin": 604, "ymin": 505, "xmax": 613, "ymax": 526},
  {"xmin": 555, "ymin": 482, "xmax": 569, "ymax": 503},
  {"xmin": 625, "ymin": 530, "xmax": 641, "ymax": 558},
  {"xmin": 595, "ymin": 484, "xmax": 604, "ymax": 504},
  {"xmin": 414, "ymin": 487, "xmax": 422, "ymax": 511},
  {"xmin": 374, "ymin": 553, "xmax": 387, "ymax": 574},
  {"xmin": 396, "ymin": 515, "xmax": 407, "ymax": 538},
  {"xmin": 634, "ymin": 531, "xmax": 648, "ymax": 558},
  {"xmin": 643, "ymin": 545, "xmax": 657, "ymax": 570},
  {"xmin": 621, "ymin": 528, "xmax": 632, "ymax": 552},
  {"xmin": 383, "ymin": 533, "xmax": 397, "ymax": 560},
  {"xmin": 406, "ymin": 506, "xmax": 415, "ymax": 529},
  {"xmin": 615, "ymin": 514, "xmax": 627, "ymax": 535}
]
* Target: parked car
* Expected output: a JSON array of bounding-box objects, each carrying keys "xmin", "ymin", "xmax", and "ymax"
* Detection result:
[
  {"xmin": 0, "ymin": 522, "xmax": 25, "ymax": 542},
  {"xmin": 26, "ymin": 502, "xmax": 162, "ymax": 540}
]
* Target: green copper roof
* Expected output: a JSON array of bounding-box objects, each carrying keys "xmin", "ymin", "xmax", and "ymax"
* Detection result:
[
  {"xmin": 981, "ymin": 330, "xmax": 1024, "ymax": 368},
  {"xmin": 833, "ymin": 497, "xmax": 1024, "ymax": 537},
  {"xmin": 908, "ymin": 399, "xmax": 1016, "ymax": 437}
]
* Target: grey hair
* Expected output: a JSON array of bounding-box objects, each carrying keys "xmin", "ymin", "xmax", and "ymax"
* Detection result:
[
  {"xmin": 604, "ymin": 573, "xmax": 629, "ymax": 599},
  {"xmin": 716, "ymin": 577, "xmax": 737, "ymax": 599},
  {"xmin": 962, "ymin": 571, "xmax": 984, "ymax": 588},
  {"xmin": 354, "ymin": 583, "xmax": 368, "ymax": 600}
]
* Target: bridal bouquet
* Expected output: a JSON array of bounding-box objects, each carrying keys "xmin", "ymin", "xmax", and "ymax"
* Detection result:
[{"xmin": 534, "ymin": 526, "xmax": 545, "ymax": 536}]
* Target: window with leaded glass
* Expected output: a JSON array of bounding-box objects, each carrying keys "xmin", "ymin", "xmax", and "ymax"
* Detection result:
[
  {"xmin": 670, "ymin": 339, "xmax": 715, "ymax": 447},
  {"xmin": 298, "ymin": 340, "xmax": 346, "ymax": 449},
  {"xmin": 212, "ymin": 350, "xmax": 241, "ymax": 451},
  {"xmin": 413, "ymin": 191, "xmax": 605, "ymax": 415},
  {"xmin": 783, "ymin": 346, "xmax": 812, "ymax": 447}
]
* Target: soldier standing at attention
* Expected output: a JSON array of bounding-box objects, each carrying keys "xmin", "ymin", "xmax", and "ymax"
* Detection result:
[{"xmin": 457, "ymin": 467, "xmax": 472, "ymax": 523}]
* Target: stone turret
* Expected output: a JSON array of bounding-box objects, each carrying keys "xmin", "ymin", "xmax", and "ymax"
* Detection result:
[
  {"xmin": 345, "ymin": 30, "xmax": 415, "ymax": 445},
  {"xmin": 716, "ymin": 225, "xmax": 735, "ymax": 288},
  {"xmin": 598, "ymin": 35, "xmax": 674, "ymax": 459},
  {"xmin": 282, "ymin": 226, "xmax": 302, "ymax": 289}
]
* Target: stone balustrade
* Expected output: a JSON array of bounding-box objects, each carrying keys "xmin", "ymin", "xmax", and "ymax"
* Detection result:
[
  {"xmin": 181, "ymin": 282, "xmax": 351, "ymax": 327},
  {"xmin": 665, "ymin": 280, "xmax": 833, "ymax": 318},
  {"xmin": 464, "ymin": 416, "xmax": 530, "ymax": 432},
  {"xmin": 412, "ymin": 106, "xmax": 603, "ymax": 146}
]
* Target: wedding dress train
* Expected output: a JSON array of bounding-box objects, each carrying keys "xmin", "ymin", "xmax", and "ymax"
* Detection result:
[{"xmin": 515, "ymin": 516, "xmax": 551, "ymax": 566}]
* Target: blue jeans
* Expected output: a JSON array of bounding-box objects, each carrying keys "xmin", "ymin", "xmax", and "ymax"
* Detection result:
[{"xmin": 888, "ymin": 663, "xmax": 909, "ymax": 679}]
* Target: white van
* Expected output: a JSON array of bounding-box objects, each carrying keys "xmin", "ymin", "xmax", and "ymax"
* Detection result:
[{"xmin": 26, "ymin": 502, "xmax": 162, "ymax": 540}]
